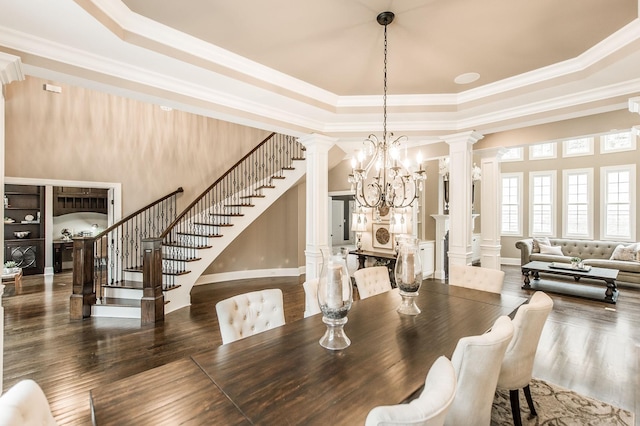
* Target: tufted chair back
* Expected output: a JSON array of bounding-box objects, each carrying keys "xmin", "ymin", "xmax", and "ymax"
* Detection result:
[
  {"xmin": 302, "ymin": 278, "xmax": 321, "ymax": 317},
  {"xmin": 0, "ymin": 379, "xmax": 57, "ymax": 426},
  {"xmin": 353, "ymin": 266, "xmax": 393, "ymax": 299},
  {"xmin": 448, "ymin": 264, "xmax": 505, "ymax": 294},
  {"xmin": 215, "ymin": 289, "xmax": 286, "ymax": 344},
  {"xmin": 365, "ymin": 356, "xmax": 457, "ymax": 426},
  {"xmin": 444, "ymin": 316, "xmax": 514, "ymax": 426},
  {"xmin": 497, "ymin": 291, "xmax": 553, "ymax": 425}
]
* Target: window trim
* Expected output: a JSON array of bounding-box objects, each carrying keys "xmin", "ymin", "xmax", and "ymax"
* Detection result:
[
  {"xmin": 500, "ymin": 172, "xmax": 523, "ymax": 237},
  {"xmin": 529, "ymin": 142, "xmax": 557, "ymax": 160},
  {"xmin": 499, "ymin": 147, "xmax": 523, "ymax": 162},
  {"xmin": 600, "ymin": 164, "xmax": 636, "ymax": 241},
  {"xmin": 562, "ymin": 137, "xmax": 594, "ymax": 158},
  {"xmin": 529, "ymin": 170, "xmax": 556, "ymax": 237},
  {"xmin": 562, "ymin": 168, "xmax": 594, "ymax": 239},
  {"xmin": 599, "ymin": 130, "xmax": 637, "ymax": 154}
]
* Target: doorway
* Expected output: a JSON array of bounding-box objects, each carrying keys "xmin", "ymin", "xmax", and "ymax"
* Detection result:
[{"xmin": 329, "ymin": 194, "xmax": 355, "ymax": 248}]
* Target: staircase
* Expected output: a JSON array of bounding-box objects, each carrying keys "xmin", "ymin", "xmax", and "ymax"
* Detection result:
[{"xmin": 71, "ymin": 133, "xmax": 306, "ymax": 321}]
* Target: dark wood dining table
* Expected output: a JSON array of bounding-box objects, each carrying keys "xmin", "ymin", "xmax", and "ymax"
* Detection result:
[{"xmin": 90, "ymin": 282, "xmax": 526, "ymax": 425}]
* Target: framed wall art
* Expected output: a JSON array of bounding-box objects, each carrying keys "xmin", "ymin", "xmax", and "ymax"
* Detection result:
[{"xmin": 372, "ymin": 223, "xmax": 393, "ymax": 250}]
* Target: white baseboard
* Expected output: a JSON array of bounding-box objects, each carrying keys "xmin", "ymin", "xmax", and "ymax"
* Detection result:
[
  {"xmin": 195, "ymin": 266, "xmax": 305, "ymax": 285},
  {"xmin": 501, "ymin": 257, "xmax": 520, "ymax": 266}
]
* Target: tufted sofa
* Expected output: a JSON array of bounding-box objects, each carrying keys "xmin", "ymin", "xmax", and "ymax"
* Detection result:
[{"xmin": 515, "ymin": 238, "xmax": 640, "ymax": 287}]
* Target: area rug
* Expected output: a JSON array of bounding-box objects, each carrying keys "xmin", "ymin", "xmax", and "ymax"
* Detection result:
[{"xmin": 491, "ymin": 378, "xmax": 634, "ymax": 425}]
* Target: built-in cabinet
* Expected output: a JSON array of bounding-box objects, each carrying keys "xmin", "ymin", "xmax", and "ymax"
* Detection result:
[
  {"xmin": 419, "ymin": 240, "xmax": 435, "ymax": 279},
  {"xmin": 4, "ymin": 184, "xmax": 45, "ymax": 275},
  {"xmin": 53, "ymin": 186, "xmax": 109, "ymax": 216}
]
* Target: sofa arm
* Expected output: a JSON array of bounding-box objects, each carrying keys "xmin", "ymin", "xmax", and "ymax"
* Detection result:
[{"xmin": 515, "ymin": 239, "xmax": 534, "ymax": 266}]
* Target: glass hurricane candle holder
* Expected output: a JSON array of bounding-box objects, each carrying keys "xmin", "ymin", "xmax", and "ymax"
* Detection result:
[
  {"xmin": 394, "ymin": 238, "xmax": 423, "ymax": 315},
  {"xmin": 317, "ymin": 253, "xmax": 353, "ymax": 350}
]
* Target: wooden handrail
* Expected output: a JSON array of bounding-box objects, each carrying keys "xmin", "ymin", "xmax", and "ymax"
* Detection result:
[
  {"xmin": 95, "ymin": 187, "xmax": 184, "ymax": 239},
  {"xmin": 159, "ymin": 133, "xmax": 276, "ymax": 239}
]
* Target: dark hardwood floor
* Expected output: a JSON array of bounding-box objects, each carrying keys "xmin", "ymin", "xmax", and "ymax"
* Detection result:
[{"xmin": 2, "ymin": 265, "xmax": 638, "ymax": 425}]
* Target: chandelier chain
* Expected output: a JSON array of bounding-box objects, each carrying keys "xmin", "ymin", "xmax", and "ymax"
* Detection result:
[{"xmin": 383, "ymin": 22, "xmax": 388, "ymax": 143}]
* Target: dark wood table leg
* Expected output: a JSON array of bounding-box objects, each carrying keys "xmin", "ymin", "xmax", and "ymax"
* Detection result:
[
  {"xmin": 604, "ymin": 279, "xmax": 618, "ymax": 303},
  {"xmin": 357, "ymin": 254, "xmax": 365, "ymax": 270},
  {"xmin": 522, "ymin": 269, "xmax": 532, "ymax": 289}
]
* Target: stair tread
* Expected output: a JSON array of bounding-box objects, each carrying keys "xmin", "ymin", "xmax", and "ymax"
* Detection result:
[
  {"xmin": 163, "ymin": 243, "xmax": 213, "ymax": 249},
  {"xmin": 124, "ymin": 266, "xmax": 192, "ymax": 276},
  {"xmin": 101, "ymin": 280, "xmax": 143, "ymax": 290},
  {"xmin": 97, "ymin": 297, "xmax": 141, "ymax": 308},
  {"xmin": 271, "ymin": 176, "xmax": 286, "ymax": 179},
  {"xmin": 175, "ymin": 231, "xmax": 223, "ymax": 238},
  {"xmin": 210, "ymin": 213, "xmax": 243, "ymax": 217},
  {"xmin": 163, "ymin": 256, "xmax": 201, "ymax": 262},
  {"xmin": 192, "ymin": 222, "xmax": 234, "ymax": 227},
  {"xmin": 240, "ymin": 195, "xmax": 265, "ymax": 199},
  {"xmin": 257, "ymin": 185, "xmax": 275, "ymax": 189},
  {"xmin": 224, "ymin": 204, "xmax": 254, "ymax": 207}
]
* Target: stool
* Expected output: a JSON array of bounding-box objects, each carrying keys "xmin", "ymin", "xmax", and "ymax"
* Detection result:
[{"xmin": 2, "ymin": 268, "xmax": 23, "ymax": 293}]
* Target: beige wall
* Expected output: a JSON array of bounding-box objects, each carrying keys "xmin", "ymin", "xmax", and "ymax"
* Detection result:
[
  {"xmin": 5, "ymin": 76, "xmax": 302, "ymax": 273},
  {"xmin": 204, "ymin": 184, "xmax": 303, "ymax": 274},
  {"xmin": 5, "ymin": 76, "xmax": 271, "ymax": 212}
]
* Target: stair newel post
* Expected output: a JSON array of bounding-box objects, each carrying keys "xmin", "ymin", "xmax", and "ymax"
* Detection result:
[
  {"xmin": 70, "ymin": 237, "xmax": 96, "ymax": 319},
  {"xmin": 141, "ymin": 238, "xmax": 164, "ymax": 324}
]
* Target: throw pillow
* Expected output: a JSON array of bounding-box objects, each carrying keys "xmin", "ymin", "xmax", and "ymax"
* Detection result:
[
  {"xmin": 532, "ymin": 237, "xmax": 551, "ymax": 253},
  {"xmin": 610, "ymin": 243, "xmax": 640, "ymax": 262},
  {"xmin": 539, "ymin": 243, "xmax": 564, "ymax": 256}
]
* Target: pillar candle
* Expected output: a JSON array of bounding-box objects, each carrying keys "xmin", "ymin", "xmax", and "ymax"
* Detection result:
[
  {"xmin": 402, "ymin": 252, "xmax": 415, "ymax": 285},
  {"xmin": 326, "ymin": 264, "xmax": 342, "ymax": 309}
]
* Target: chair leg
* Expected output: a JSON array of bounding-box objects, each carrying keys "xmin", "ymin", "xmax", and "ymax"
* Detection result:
[
  {"xmin": 509, "ymin": 389, "xmax": 523, "ymax": 426},
  {"xmin": 523, "ymin": 384, "xmax": 537, "ymax": 417}
]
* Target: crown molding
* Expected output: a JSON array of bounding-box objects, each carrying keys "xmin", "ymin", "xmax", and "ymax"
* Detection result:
[{"xmin": 0, "ymin": 51, "xmax": 24, "ymax": 85}]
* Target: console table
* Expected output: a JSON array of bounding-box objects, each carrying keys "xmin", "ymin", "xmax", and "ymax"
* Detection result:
[{"xmin": 348, "ymin": 249, "xmax": 397, "ymax": 286}]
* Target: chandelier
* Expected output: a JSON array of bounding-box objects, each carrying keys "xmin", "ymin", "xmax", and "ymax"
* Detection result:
[{"xmin": 348, "ymin": 11, "xmax": 426, "ymax": 210}]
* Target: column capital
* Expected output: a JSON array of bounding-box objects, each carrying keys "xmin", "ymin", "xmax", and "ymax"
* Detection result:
[
  {"xmin": 441, "ymin": 130, "xmax": 484, "ymax": 146},
  {"xmin": 475, "ymin": 146, "xmax": 506, "ymax": 160},
  {"xmin": 0, "ymin": 53, "xmax": 24, "ymax": 85},
  {"xmin": 629, "ymin": 96, "xmax": 640, "ymax": 114},
  {"xmin": 298, "ymin": 133, "xmax": 337, "ymax": 151}
]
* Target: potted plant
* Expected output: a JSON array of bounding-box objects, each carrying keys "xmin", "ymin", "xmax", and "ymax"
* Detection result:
[
  {"xmin": 4, "ymin": 261, "xmax": 19, "ymax": 275},
  {"xmin": 570, "ymin": 257, "xmax": 582, "ymax": 268}
]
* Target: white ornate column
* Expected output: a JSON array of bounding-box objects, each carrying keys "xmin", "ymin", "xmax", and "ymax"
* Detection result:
[
  {"xmin": 300, "ymin": 134, "xmax": 336, "ymax": 280},
  {"xmin": 443, "ymin": 131, "xmax": 483, "ymax": 268},
  {"xmin": 478, "ymin": 148, "xmax": 503, "ymax": 269},
  {"xmin": 0, "ymin": 52, "xmax": 25, "ymax": 394}
]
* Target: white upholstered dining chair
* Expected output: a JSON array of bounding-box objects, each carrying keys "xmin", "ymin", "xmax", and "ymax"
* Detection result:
[
  {"xmin": 444, "ymin": 315, "xmax": 514, "ymax": 426},
  {"xmin": 448, "ymin": 264, "xmax": 505, "ymax": 294},
  {"xmin": 302, "ymin": 278, "xmax": 320, "ymax": 317},
  {"xmin": 0, "ymin": 379, "xmax": 57, "ymax": 426},
  {"xmin": 215, "ymin": 289, "xmax": 286, "ymax": 344},
  {"xmin": 353, "ymin": 266, "xmax": 393, "ymax": 299},
  {"xmin": 365, "ymin": 356, "xmax": 457, "ymax": 426},
  {"xmin": 497, "ymin": 291, "xmax": 554, "ymax": 426}
]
